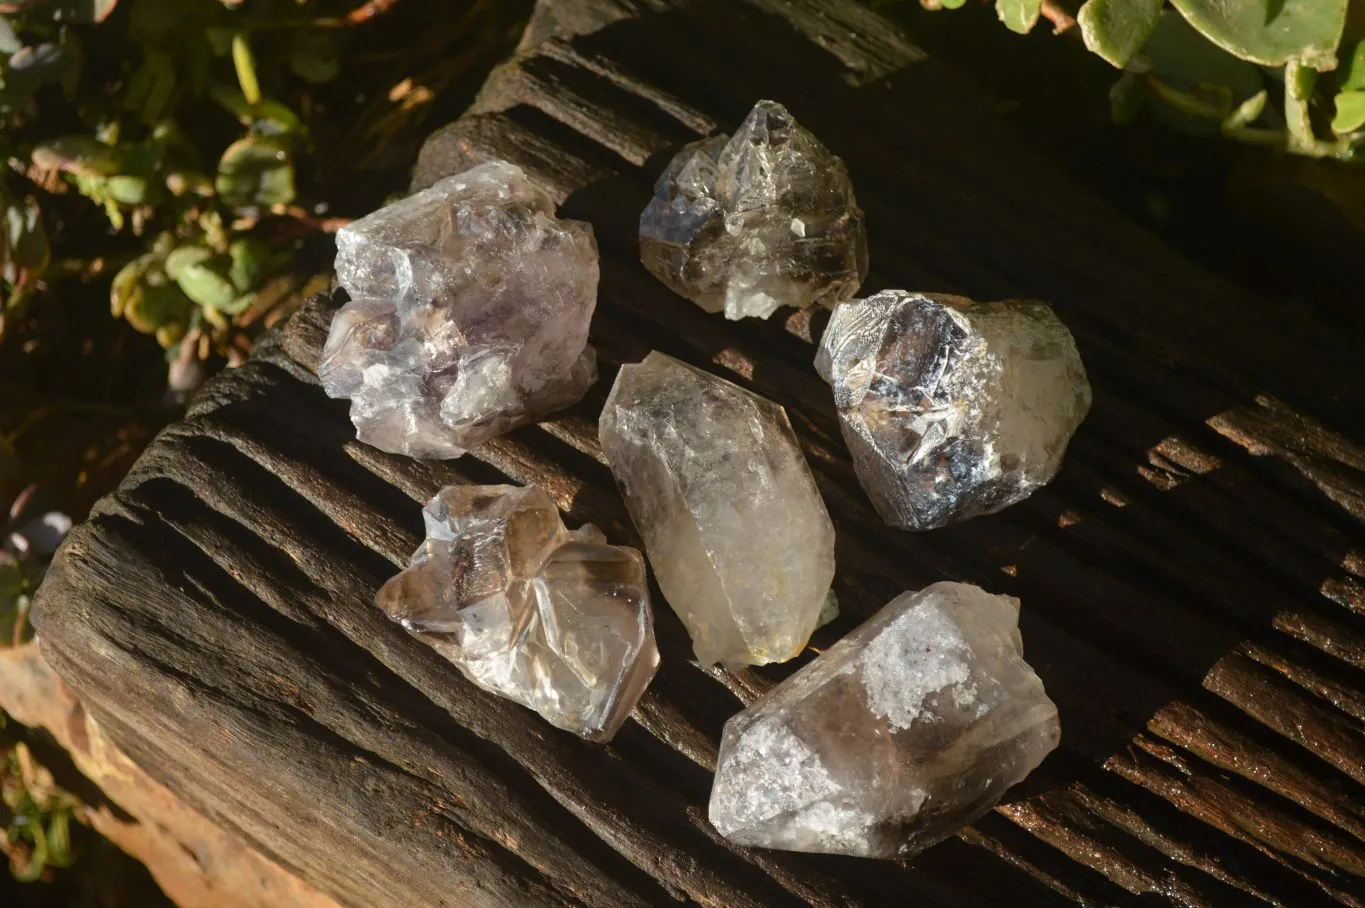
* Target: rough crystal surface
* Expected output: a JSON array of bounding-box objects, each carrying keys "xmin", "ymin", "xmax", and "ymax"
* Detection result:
[
  {"xmin": 320, "ymin": 161, "xmax": 599, "ymax": 459},
  {"xmin": 599, "ymin": 352, "xmax": 835, "ymax": 668},
  {"xmin": 816, "ymin": 290, "xmax": 1091, "ymax": 530},
  {"xmin": 639, "ymin": 100, "xmax": 867, "ymax": 321},
  {"xmin": 709, "ymin": 582, "xmax": 1060, "ymax": 857},
  {"xmin": 377, "ymin": 484, "xmax": 657, "ymax": 741}
]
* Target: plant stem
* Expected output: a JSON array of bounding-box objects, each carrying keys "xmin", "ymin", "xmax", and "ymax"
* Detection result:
[
  {"xmin": 1040, "ymin": 0, "xmax": 1077, "ymax": 35},
  {"xmin": 232, "ymin": 33, "xmax": 262, "ymax": 106},
  {"xmin": 11, "ymin": 597, "xmax": 29, "ymax": 648}
]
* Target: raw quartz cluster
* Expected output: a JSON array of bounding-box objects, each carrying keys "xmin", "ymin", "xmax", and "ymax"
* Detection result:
[
  {"xmin": 639, "ymin": 100, "xmax": 867, "ymax": 320},
  {"xmin": 377, "ymin": 484, "xmax": 658, "ymax": 741},
  {"xmin": 709, "ymin": 582, "xmax": 1060, "ymax": 857},
  {"xmin": 320, "ymin": 161, "xmax": 599, "ymax": 459},
  {"xmin": 599, "ymin": 352, "xmax": 836, "ymax": 668},
  {"xmin": 816, "ymin": 290, "xmax": 1091, "ymax": 530}
]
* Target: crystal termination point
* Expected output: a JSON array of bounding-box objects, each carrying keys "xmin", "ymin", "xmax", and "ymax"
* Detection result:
[
  {"xmin": 709, "ymin": 582, "xmax": 1060, "ymax": 857},
  {"xmin": 640, "ymin": 100, "xmax": 867, "ymax": 321}
]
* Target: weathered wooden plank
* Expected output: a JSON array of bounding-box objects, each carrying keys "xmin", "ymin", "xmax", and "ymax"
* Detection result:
[{"xmin": 33, "ymin": 1, "xmax": 1365, "ymax": 906}]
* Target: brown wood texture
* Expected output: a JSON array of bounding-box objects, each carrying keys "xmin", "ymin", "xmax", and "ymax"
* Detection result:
[{"xmin": 33, "ymin": 1, "xmax": 1365, "ymax": 905}]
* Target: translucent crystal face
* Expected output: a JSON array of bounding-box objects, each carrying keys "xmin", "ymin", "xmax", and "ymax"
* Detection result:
[
  {"xmin": 376, "ymin": 484, "xmax": 658, "ymax": 742},
  {"xmin": 321, "ymin": 161, "xmax": 600, "ymax": 459},
  {"xmin": 708, "ymin": 582, "xmax": 1060, "ymax": 858},
  {"xmin": 816, "ymin": 290, "xmax": 1091, "ymax": 530},
  {"xmin": 639, "ymin": 100, "xmax": 868, "ymax": 321},
  {"xmin": 599, "ymin": 352, "xmax": 836, "ymax": 668}
]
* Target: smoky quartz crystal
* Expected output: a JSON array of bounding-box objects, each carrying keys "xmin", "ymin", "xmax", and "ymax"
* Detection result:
[
  {"xmin": 377, "ymin": 484, "xmax": 657, "ymax": 741},
  {"xmin": 599, "ymin": 352, "xmax": 836, "ymax": 668},
  {"xmin": 639, "ymin": 100, "xmax": 867, "ymax": 321},
  {"xmin": 709, "ymin": 582, "xmax": 1060, "ymax": 857}
]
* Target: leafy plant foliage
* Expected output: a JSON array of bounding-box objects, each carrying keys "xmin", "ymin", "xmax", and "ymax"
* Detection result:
[
  {"xmin": 0, "ymin": 0, "xmax": 407, "ymax": 366},
  {"xmin": 929, "ymin": 0, "xmax": 1365, "ymax": 162}
]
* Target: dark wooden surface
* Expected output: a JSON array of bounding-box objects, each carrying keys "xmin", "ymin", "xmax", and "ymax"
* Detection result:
[{"xmin": 34, "ymin": 1, "xmax": 1365, "ymax": 906}]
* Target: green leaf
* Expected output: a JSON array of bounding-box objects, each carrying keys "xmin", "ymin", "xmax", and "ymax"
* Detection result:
[
  {"xmin": 105, "ymin": 174, "xmax": 153, "ymax": 205},
  {"xmin": 110, "ymin": 253, "xmax": 151, "ymax": 319},
  {"xmin": 1168, "ymin": 0, "xmax": 1348, "ymax": 69},
  {"xmin": 228, "ymin": 236, "xmax": 270, "ymax": 292},
  {"xmin": 163, "ymin": 244, "xmax": 212, "ymax": 280},
  {"xmin": 215, "ymin": 136, "xmax": 295, "ymax": 210},
  {"xmin": 1332, "ymin": 90, "xmax": 1365, "ymax": 133},
  {"xmin": 113, "ymin": 255, "xmax": 193, "ymax": 335},
  {"xmin": 210, "ymin": 86, "xmax": 304, "ymax": 137},
  {"xmin": 1145, "ymin": 12, "xmax": 1265, "ymax": 97},
  {"xmin": 0, "ymin": 18, "xmax": 21, "ymax": 55},
  {"xmin": 231, "ymin": 32, "xmax": 260, "ymax": 106},
  {"xmin": 1223, "ymin": 89, "xmax": 1268, "ymax": 132},
  {"xmin": 1339, "ymin": 38, "xmax": 1365, "ymax": 91},
  {"xmin": 996, "ymin": 0, "xmax": 1041, "ymax": 35},
  {"xmin": 167, "ymin": 246, "xmax": 240, "ymax": 311},
  {"xmin": 31, "ymin": 135, "xmax": 121, "ymax": 176},
  {"xmin": 1142, "ymin": 11, "xmax": 1264, "ymax": 134},
  {"xmin": 939, "ymin": 0, "xmax": 967, "ymax": 8},
  {"xmin": 1078, "ymin": 0, "xmax": 1163, "ymax": 68},
  {"xmin": 0, "ymin": 42, "xmax": 79, "ymax": 111},
  {"xmin": 1, "ymin": 192, "xmax": 49, "ymax": 293}
]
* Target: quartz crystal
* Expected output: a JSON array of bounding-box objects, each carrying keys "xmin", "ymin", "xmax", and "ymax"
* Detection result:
[
  {"xmin": 709, "ymin": 582, "xmax": 1060, "ymax": 858},
  {"xmin": 376, "ymin": 484, "xmax": 657, "ymax": 741},
  {"xmin": 599, "ymin": 352, "xmax": 835, "ymax": 668},
  {"xmin": 639, "ymin": 100, "xmax": 867, "ymax": 321},
  {"xmin": 816, "ymin": 290, "xmax": 1091, "ymax": 530},
  {"xmin": 320, "ymin": 161, "xmax": 599, "ymax": 459}
]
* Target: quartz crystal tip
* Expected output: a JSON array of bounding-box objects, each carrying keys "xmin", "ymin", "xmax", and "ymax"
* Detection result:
[
  {"xmin": 639, "ymin": 100, "xmax": 867, "ymax": 321},
  {"xmin": 377, "ymin": 484, "xmax": 658, "ymax": 741},
  {"xmin": 599, "ymin": 351, "xmax": 836, "ymax": 669},
  {"xmin": 708, "ymin": 582, "xmax": 1060, "ymax": 858},
  {"xmin": 816, "ymin": 290, "xmax": 1091, "ymax": 530},
  {"xmin": 320, "ymin": 161, "xmax": 600, "ymax": 459}
]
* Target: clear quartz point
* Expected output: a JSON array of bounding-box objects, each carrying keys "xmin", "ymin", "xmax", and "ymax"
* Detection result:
[
  {"xmin": 599, "ymin": 352, "xmax": 836, "ymax": 668},
  {"xmin": 377, "ymin": 484, "xmax": 657, "ymax": 741},
  {"xmin": 321, "ymin": 161, "xmax": 599, "ymax": 459},
  {"xmin": 816, "ymin": 290, "xmax": 1091, "ymax": 530},
  {"xmin": 709, "ymin": 582, "xmax": 1060, "ymax": 857},
  {"xmin": 639, "ymin": 100, "xmax": 867, "ymax": 320}
]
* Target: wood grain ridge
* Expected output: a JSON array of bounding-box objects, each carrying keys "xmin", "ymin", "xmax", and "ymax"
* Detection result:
[{"xmin": 35, "ymin": 1, "xmax": 1365, "ymax": 906}]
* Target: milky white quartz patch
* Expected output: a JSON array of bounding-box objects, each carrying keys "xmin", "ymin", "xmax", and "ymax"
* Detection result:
[
  {"xmin": 598, "ymin": 352, "xmax": 835, "ymax": 668},
  {"xmin": 709, "ymin": 582, "xmax": 1060, "ymax": 857}
]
